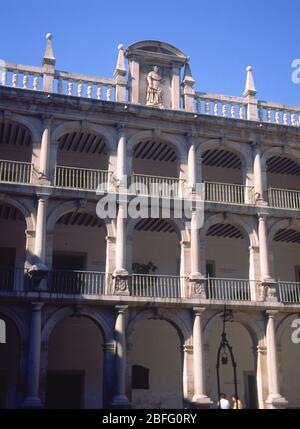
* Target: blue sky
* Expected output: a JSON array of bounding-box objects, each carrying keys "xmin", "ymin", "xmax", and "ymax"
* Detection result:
[{"xmin": 1, "ymin": 0, "xmax": 300, "ymax": 105}]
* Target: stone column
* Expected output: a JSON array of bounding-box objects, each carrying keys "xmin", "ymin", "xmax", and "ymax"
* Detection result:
[
  {"xmin": 253, "ymin": 143, "xmax": 267, "ymax": 204},
  {"xmin": 103, "ymin": 341, "xmax": 116, "ymax": 408},
  {"xmin": 190, "ymin": 212, "xmax": 206, "ymax": 298},
  {"xmin": 39, "ymin": 117, "xmax": 52, "ymax": 181},
  {"xmin": 265, "ymin": 311, "xmax": 287, "ymax": 408},
  {"xmin": 112, "ymin": 305, "xmax": 130, "ymax": 407},
  {"xmin": 117, "ymin": 124, "xmax": 127, "ymax": 189},
  {"xmin": 35, "ymin": 196, "xmax": 48, "ymax": 264},
  {"xmin": 23, "ymin": 302, "xmax": 44, "ymax": 408},
  {"xmin": 114, "ymin": 202, "xmax": 129, "ymax": 294},
  {"xmin": 188, "ymin": 136, "xmax": 196, "ymax": 192},
  {"xmin": 192, "ymin": 308, "xmax": 213, "ymax": 407},
  {"xmin": 258, "ymin": 215, "xmax": 272, "ymax": 282}
]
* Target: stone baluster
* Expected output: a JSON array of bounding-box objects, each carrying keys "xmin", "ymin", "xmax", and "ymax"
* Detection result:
[
  {"xmin": 283, "ymin": 112, "xmax": 288, "ymax": 125},
  {"xmin": 214, "ymin": 102, "xmax": 218, "ymax": 116},
  {"xmin": 23, "ymin": 73, "xmax": 29, "ymax": 89},
  {"xmin": 33, "ymin": 75, "xmax": 39, "ymax": 90},
  {"xmin": 275, "ymin": 110, "xmax": 280, "ymax": 124},
  {"xmin": 67, "ymin": 81, "xmax": 73, "ymax": 96},
  {"xmin": 1, "ymin": 70, "xmax": 7, "ymax": 86},
  {"xmin": 12, "ymin": 70, "xmax": 18, "ymax": 87},
  {"xmin": 107, "ymin": 86, "xmax": 112, "ymax": 101},
  {"xmin": 77, "ymin": 82, "xmax": 83, "ymax": 97},
  {"xmin": 222, "ymin": 103, "xmax": 227, "ymax": 117},
  {"xmin": 87, "ymin": 83, "xmax": 93, "ymax": 98},
  {"xmin": 205, "ymin": 101, "xmax": 210, "ymax": 114},
  {"xmin": 97, "ymin": 85, "xmax": 102, "ymax": 100}
]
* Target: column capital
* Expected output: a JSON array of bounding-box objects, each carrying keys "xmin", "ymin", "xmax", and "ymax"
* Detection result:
[
  {"xmin": 193, "ymin": 307, "xmax": 206, "ymax": 316},
  {"xmin": 36, "ymin": 193, "xmax": 50, "ymax": 202},
  {"xmin": 115, "ymin": 305, "xmax": 128, "ymax": 314},
  {"xmin": 266, "ymin": 310, "xmax": 279, "ymax": 319},
  {"xmin": 116, "ymin": 122, "xmax": 128, "ymax": 133},
  {"xmin": 31, "ymin": 302, "xmax": 44, "ymax": 311},
  {"xmin": 258, "ymin": 212, "xmax": 268, "ymax": 221},
  {"xmin": 187, "ymin": 131, "xmax": 198, "ymax": 141},
  {"xmin": 41, "ymin": 114, "xmax": 53, "ymax": 126}
]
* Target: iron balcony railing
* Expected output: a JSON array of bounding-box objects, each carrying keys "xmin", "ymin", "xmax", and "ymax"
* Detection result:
[
  {"xmin": 130, "ymin": 274, "xmax": 187, "ymax": 298},
  {"xmin": 207, "ymin": 277, "xmax": 253, "ymax": 301},
  {"xmin": 204, "ymin": 182, "xmax": 255, "ymax": 205},
  {"xmin": 47, "ymin": 270, "xmax": 107, "ymax": 295},
  {"xmin": 268, "ymin": 187, "xmax": 300, "ymax": 210},
  {"xmin": 131, "ymin": 174, "xmax": 185, "ymax": 198},
  {"xmin": 278, "ymin": 281, "xmax": 300, "ymax": 304},
  {"xmin": 54, "ymin": 165, "xmax": 111, "ymax": 192},
  {"xmin": 0, "ymin": 267, "xmax": 300, "ymax": 304},
  {"xmin": 0, "ymin": 159, "xmax": 33, "ymax": 184}
]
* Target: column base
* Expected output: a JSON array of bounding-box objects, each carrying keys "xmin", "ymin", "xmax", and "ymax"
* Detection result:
[
  {"xmin": 265, "ymin": 394, "xmax": 288, "ymax": 409},
  {"xmin": 111, "ymin": 394, "xmax": 131, "ymax": 409},
  {"xmin": 22, "ymin": 396, "xmax": 44, "ymax": 409},
  {"xmin": 192, "ymin": 394, "xmax": 214, "ymax": 409}
]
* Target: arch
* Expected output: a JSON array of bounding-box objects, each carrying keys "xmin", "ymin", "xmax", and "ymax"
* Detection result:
[
  {"xmin": 127, "ymin": 130, "xmax": 187, "ymax": 159},
  {"xmin": 41, "ymin": 306, "xmax": 114, "ymax": 345},
  {"xmin": 262, "ymin": 146, "xmax": 300, "ymax": 168},
  {"xmin": 268, "ymin": 218, "xmax": 300, "ymax": 246},
  {"xmin": 0, "ymin": 306, "xmax": 28, "ymax": 343},
  {"xmin": 0, "ymin": 114, "xmax": 40, "ymax": 143},
  {"xmin": 126, "ymin": 216, "xmax": 189, "ymax": 243},
  {"xmin": 46, "ymin": 200, "xmax": 115, "ymax": 236},
  {"xmin": 196, "ymin": 139, "xmax": 252, "ymax": 169},
  {"xmin": 200, "ymin": 213, "xmax": 259, "ymax": 248},
  {"xmin": 51, "ymin": 121, "xmax": 117, "ymax": 153},
  {"xmin": 203, "ymin": 311, "xmax": 265, "ymax": 349},
  {"xmin": 0, "ymin": 194, "xmax": 35, "ymax": 231},
  {"xmin": 127, "ymin": 308, "xmax": 192, "ymax": 346}
]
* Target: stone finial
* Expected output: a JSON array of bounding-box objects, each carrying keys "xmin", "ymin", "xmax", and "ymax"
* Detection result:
[
  {"xmin": 243, "ymin": 65, "xmax": 256, "ymax": 97},
  {"xmin": 182, "ymin": 62, "xmax": 196, "ymax": 112},
  {"xmin": 42, "ymin": 33, "xmax": 56, "ymax": 66},
  {"xmin": 182, "ymin": 62, "xmax": 195, "ymax": 86},
  {"xmin": 114, "ymin": 44, "xmax": 126, "ymax": 77}
]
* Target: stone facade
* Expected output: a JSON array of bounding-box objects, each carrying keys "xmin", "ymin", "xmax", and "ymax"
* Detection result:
[{"xmin": 0, "ymin": 35, "xmax": 300, "ymax": 409}]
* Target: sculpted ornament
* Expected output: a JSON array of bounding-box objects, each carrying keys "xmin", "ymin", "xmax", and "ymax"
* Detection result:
[{"xmin": 146, "ymin": 66, "xmax": 163, "ymax": 108}]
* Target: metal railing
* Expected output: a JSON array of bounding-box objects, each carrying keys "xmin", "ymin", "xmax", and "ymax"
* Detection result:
[
  {"xmin": 131, "ymin": 174, "xmax": 185, "ymax": 198},
  {"xmin": 0, "ymin": 267, "xmax": 28, "ymax": 292},
  {"xmin": 207, "ymin": 277, "xmax": 252, "ymax": 301},
  {"xmin": 278, "ymin": 282, "xmax": 300, "ymax": 304},
  {"xmin": 131, "ymin": 274, "xmax": 186, "ymax": 298},
  {"xmin": 268, "ymin": 188, "xmax": 300, "ymax": 210},
  {"xmin": 205, "ymin": 182, "xmax": 255, "ymax": 205},
  {"xmin": 0, "ymin": 159, "xmax": 32, "ymax": 184},
  {"xmin": 47, "ymin": 270, "xmax": 106, "ymax": 295},
  {"xmin": 54, "ymin": 165, "xmax": 110, "ymax": 191}
]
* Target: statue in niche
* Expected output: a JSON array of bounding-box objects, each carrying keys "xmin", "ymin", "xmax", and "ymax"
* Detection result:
[{"xmin": 146, "ymin": 66, "xmax": 163, "ymax": 108}]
